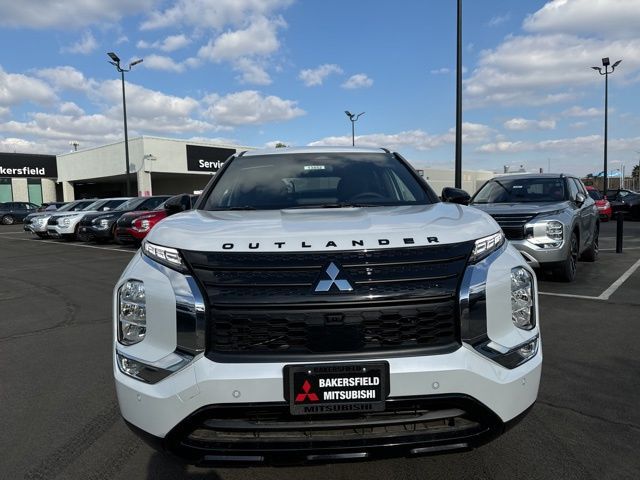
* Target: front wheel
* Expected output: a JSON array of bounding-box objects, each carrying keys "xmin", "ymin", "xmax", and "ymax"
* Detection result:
[
  {"xmin": 556, "ymin": 232, "xmax": 578, "ymax": 282},
  {"xmin": 1, "ymin": 215, "xmax": 16, "ymax": 225}
]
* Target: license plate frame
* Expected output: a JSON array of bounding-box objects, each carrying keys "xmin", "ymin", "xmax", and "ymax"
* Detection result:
[{"xmin": 284, "ymin": 361, "xmax": 389, "ymax": 416}]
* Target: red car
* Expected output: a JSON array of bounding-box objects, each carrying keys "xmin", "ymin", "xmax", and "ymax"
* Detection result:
[
  {"xmin": 586, "ymin": 186, "xmax": 611, "ymax": 221},
  {"xmin": 115, "ymin": 194, "xmax": 198, "ymax": 245}
]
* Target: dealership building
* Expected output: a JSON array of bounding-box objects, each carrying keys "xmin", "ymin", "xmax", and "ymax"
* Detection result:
[
  {"xmin": 1, "ymin": 136, "xmax": 494, "ymax": 203},
  {"xmin": 0, "ymin": 152, "xmax": 59, "ymax": 204}
]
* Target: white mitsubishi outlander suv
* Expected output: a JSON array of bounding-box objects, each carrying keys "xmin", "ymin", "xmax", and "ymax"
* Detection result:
[{"xmin": 113, "ymin": 147, "xmax": 541, "ymax": 466}]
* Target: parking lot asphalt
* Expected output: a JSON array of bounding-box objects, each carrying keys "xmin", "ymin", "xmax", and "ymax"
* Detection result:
[{"xmin": 1, "ymin": 221, "xmax": 639, "ymax": 480}]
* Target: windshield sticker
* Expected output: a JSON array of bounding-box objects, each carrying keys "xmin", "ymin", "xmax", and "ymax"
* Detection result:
[{"xmin": 304, "ymin": 165, "xmax": 325, "ymax": 170}]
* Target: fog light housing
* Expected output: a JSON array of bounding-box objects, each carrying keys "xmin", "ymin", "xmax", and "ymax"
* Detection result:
[
  {"xmin": 98, "ymin": 218, "xmax": 110, "ymax": 229},
  {"xmin": 118, "ymin": 280, "xmax": 146, "ymax": 345},
  {"xmin": 511, "ymin": 267, "xmax": 535, "ymax": 330},
  {"xmin": 61, "ymin": 217, "xmax": 71, "ymax": 227}
]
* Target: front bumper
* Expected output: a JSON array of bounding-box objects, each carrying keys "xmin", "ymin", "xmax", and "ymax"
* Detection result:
[
  {"xmin": 508, "ymin": 238, "xmax": 568, "ymax": 268},
  {"xmin": 77, "ymin": 223, "xmax": 114, "ymax": 241},
  {"xmin": 124, "ymin": 394, "xmax": 535, "ymax": 466},
  {"xmin": 115, "ymin": 226, "xmax": 145, "ymax": 244}
]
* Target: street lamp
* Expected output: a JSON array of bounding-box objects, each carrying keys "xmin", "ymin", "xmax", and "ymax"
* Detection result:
[
  {"xmin": 591, "ymin": 57, "xmax": 621, "ymax": 195},
  {"xmin": 108, "ymin": 51, "xmax": 143, "ymax": 197},
  {"xmin": 344, "ymin": 111, "xmax": 365, "ymax": 146},
  {"xmin": 454, "ymin": 0, "xmax": 462, "ymax": 189}
]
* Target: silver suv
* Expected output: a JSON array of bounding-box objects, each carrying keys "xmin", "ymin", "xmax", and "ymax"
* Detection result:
[{"xmin": 469, "ymin": 174, "xmax": 599, "ymax": 281}]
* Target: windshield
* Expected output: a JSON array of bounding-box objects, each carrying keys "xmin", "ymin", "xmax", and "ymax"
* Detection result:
[
  {"xmin": 472, "ymin": 177, "xmax": 566, "ymax": 204},
  {"xmin": 587, "ymin": 189, "xmax": 603, "ymax": 201},
  {"xmin": 82, "ymin": 199, "xmax": 109, "ymax": 211},
  {"xmin": 202, "ymin": 153, "xmax": 432, "ymax": 210},
  {"xmin": 114, "ymin": 197, "xmax": 147, "ymax": 211}
]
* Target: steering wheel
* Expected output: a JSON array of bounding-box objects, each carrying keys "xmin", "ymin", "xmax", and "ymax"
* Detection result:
[{"xmin": 349, "ymin": 192, "xmax": 387, "ymax": 201}]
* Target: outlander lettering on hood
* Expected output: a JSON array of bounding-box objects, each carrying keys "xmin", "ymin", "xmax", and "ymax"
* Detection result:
[{"xmin": 216, "ymin": 236, "xmax": 439, "ymax": 250}]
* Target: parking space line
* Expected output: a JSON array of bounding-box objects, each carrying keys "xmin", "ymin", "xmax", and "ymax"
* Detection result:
[
  {"xmin": 540, "ymin": 256, "xmax": 640, "ymax": 301},
  {"xmin": 0, "ymin": 235, "xmax": 135, "ymax": 254},
  {"xmin": 0, "ymin": 231, "xmax": 28, "ymax": 235},
  {"xmin": 538, "ymin": 292, "xmax": 601, "ymax": 300},
  {"xmin": 599, "ymin": 257, "xmax": 640, "ymax": 300}
]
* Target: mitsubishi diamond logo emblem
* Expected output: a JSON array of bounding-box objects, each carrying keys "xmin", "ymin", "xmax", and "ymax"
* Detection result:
[{"xmin": 314, "ymin": 262, "xmax": 354, "ymax": 293}]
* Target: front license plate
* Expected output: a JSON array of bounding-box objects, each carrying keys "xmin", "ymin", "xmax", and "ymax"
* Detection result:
[{"xmin": 285, "ymin": 362, "xmax": 389, "ymax": 415}]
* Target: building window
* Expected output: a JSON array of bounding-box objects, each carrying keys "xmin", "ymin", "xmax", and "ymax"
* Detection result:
[
  {"xmin": 27, "ymin": 178, "xmax": 43, "ymax": 205},
  {"xmin": 0, "ymin": 178, "xmax": 12, "ymax": 202}
]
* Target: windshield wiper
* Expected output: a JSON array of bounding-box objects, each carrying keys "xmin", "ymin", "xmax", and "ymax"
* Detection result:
[
  {"xmin": 210, "ymin": 205, "xmax": 257, "ymax": 211},
  {"xmin": 287, "ymin": 203, "xmax": 382, "ymax": 209}
]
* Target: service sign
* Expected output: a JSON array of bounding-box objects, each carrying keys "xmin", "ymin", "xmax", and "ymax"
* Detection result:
[
  {"xmin": 186, "ymin": 145, "xmax": 236, "ymax": 173},
  {"xmin": 286, "ymin": 362, "xmax": 389, "ymax": 415},
  {"xmin": 0, "ymin": 153, "xmax": 57, "ymax": 178}
]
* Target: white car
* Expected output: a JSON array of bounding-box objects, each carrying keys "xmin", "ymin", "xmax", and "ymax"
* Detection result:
[
  {"xmin": 113, "ymin": 147, "xmax": 541, "ymax": 466},
  {"xmin": 47, "ymin": 197, "xmax": 130, "ymax": 240},
  {"xmin": 24, "ymin": 199, "xmax": 96, "ymax": 238}
]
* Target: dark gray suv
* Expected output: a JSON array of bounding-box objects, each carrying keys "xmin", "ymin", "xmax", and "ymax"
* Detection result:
[{"xmin": 469, "ymin": 174, "xmax": 599, "ymax": 281}]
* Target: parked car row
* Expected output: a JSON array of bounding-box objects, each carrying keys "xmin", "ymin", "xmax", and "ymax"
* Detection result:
[{"xmin": 23, "ymin": 193, "xmax": 197, "ymax": 246}]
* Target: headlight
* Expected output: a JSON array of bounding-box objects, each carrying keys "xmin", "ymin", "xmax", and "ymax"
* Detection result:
[
  {"xmin": 142, "ymin": 241, "xmax": 188, "ymax": 272},
  {"xmin": 118, "ymin": 280, "xmax": 146, "ymax": 345},
  {"xmin": 469, "ymin": 231, "xmax": 505, "ymax": 263},
  {"xmin": 132, "ymin": 218, "xmax": 151, "ymax": 232},
  {"xmin": 511, "ymin": 267, "xmax": 535, "ymax": 330},
  {"xmin": 526, "ymin": 220, "xmax": 563, "ymax": 248}
]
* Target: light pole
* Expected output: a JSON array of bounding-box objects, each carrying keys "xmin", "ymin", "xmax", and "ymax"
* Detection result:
[
  {"xmin": 345, "ymin": 111, "xmax": 365, "ymax": 146},
  {"xmin": 591, "ymin": 57, "xmax": 621, "ymax": 194},
  {"xmin": 108, "ymin": 52, "xmax": 143, "ymax": 197},
  {"xmin": 454, "ymin": 0, "xmax": 462, "ymax": 189}
]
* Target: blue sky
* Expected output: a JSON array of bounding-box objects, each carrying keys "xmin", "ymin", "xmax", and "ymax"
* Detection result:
[{"xmin": 1, "ymin": 0, "xmax": 640, "ymax": 176}]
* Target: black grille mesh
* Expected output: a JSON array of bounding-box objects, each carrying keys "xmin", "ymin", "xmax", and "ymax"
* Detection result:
[{"xmin": 181, "ymin": 243, "xmax": 473, "ymax": 359}]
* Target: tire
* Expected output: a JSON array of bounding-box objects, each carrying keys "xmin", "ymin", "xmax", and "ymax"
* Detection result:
[
  {"xmin": 556, "ymin": 231, "xmax": 578, "ymax": 282},
  {"xmin": 581, "ymin": 224, "xmax": 598, "ymax": 262},
  {"xmin": 1, "ymin": 215, "xmax": 16, "ymax": 225}
]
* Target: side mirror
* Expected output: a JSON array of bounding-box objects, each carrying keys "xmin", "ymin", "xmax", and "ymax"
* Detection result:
[
  {"xmin": 103, "ymin": 207, "xmax": 111, "ymax": 211},
  {"xmin": 575, "ymin": 192, "xmax": 586, "ymax": 206},
  {"xmin": 442, "ymin": 187, "xmax": 470, "ymax": 205},
  {"xmin": 164, "ymin": 194, "xmax": 191, "ymax": 215}
]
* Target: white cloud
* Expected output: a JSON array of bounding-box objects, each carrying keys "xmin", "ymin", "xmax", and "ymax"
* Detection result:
[
  {"xmin": 476, "ymin": 134, "xmax": 640, "ymax": 156},
  {"xmin": 309, "ymin": 123, "xmax": 493, "ymax": 151},
  {"xmin": 430, "ymin": 67, "xmax": 450, "ymax": 75},
  {"xmin": 0, "ymin": 0, "xmax": 153, "ymax": 29},
  {"xmin": 0, "ymin": 67, "xmax": 57, "ymax": 106},
  {"xmin": 143, "ymin": 54, "xmax": 186, "ymax": 73},
  {"xmin": 233, "ymin": 58, "xmax": 272, "ymax": 85},
  {"xmin": 0, "ymin": 137, "xmax": 42, "ymax": 153},
  {"xmin": 299, "ymin": 64, "xmax": 343, "ymax": 86},
  {"xmin": 59, "ymin": 102, "xmax": 85, "ymax": 116},
  {"xmin": 341, "ymin": 73, "xmax": 373, "ymax": 89},
  {"xmin": 99, "ymin": 80, "xmax": 199, "ymax": 119},
  {"xmin": 141, "ymin": 0, "xmax": 293, "ymax": 30},
  {"xmin": 563, "ymin": 106, "xmax": 602, "ymax": 117},
  {"xmin": 487, "ymin": 13, "xmax": 511, "ymax": 27},
  {"xmin": 35, "ymin": 66, "xmax": 96, "ymax": 92},
  {"xmin": 524, "ymin": 0, "xmax": 640, "ymax": 39},
  {"xmin": 198, "ymin": 16, "xmax": 284, "ymax": 61},
  {"xmin": 203, "ymin": 90, "xmax": 304, "ymax": 125},
  {"xmin": 61, "ymin": 31, "xmax": 98, "ymax": 54},
  {"xmin": 137, "ymin": 34, "xmax": 191, "ymax": 52},
  {"xmin": 503, "ymin": 118, "xmax": 556, "ymax": 131}
]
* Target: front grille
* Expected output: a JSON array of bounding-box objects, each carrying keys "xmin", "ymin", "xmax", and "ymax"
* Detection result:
[
  {"xmin": 181, "ymin": 243, "xmax": 473, "ymax": 360},
  {"xmin": 489, "ymin": 214, "xmax": 537, "ymax": 240}
]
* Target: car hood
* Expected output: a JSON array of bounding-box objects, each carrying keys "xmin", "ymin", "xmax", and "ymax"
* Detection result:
[
  {"xmin": 470, "ymin": 201, "xmax": 569, "ymax": 216},
  {"xmin": 147, "ymin": 203, "xmax": 501, "ymax": 252},
  {"xmin": 49, "ymin": 209, "xmax": 100, "ymax": 219}
]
